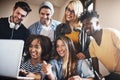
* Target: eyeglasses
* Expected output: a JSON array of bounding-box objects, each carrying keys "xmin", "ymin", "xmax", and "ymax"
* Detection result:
[{"xmin": 65, "ymin": 7, "xmax": 74, "ymax": 14}]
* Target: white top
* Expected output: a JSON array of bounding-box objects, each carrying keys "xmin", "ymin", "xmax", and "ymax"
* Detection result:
[{"xmin": 40, "ymin": 25, "xmax": 54, "ymax": 41}]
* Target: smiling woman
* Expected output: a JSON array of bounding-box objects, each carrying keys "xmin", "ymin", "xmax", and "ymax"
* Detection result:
[
  {"xmin": 40, "ymin": 36, "xmax": 94, "ymax": 80},
  {"xmin": 20, "ymin": 35, "xmax": 52, "ymax": 80}
]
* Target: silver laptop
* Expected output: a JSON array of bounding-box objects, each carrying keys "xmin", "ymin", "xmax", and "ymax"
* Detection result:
[{"xmin": 0, "ymin": 39, "xmax": 34, "ymax": 79}]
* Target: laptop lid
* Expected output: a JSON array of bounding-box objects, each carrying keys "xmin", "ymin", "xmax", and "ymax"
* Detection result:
[{"xmin": 0, "ymin": 39, "xmax": 24, "ymax": 78}]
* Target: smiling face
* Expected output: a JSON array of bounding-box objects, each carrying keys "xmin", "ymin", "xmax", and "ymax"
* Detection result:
[
  {"xmin": 82, "ymin": 18, "xmax": 99, "ymax": 36},
  {"xmin": 11, "ymin": 7, "xmax": 27, "ymax": 24},
  {"xmin": 29, "ymin": 39, "xmax": 42, "ymax": 60},
  {"xmin": 56, "ymin": 39, "xmax": 67, "ymax": 58},
  {"xmin": 65, "ymin": 4, "xmax": 75, "ymax": 22},
  {"xmin": 39, "ymin": 8, "xmax": 52, "ymax": 25}
]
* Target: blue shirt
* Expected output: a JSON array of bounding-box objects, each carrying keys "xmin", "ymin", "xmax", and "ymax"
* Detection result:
[
  {"xmin": 49, "ymin": 59, "xmax": 94, "ymax": 80},
  {"xmin": 28, "ymin": 19, "xmax": 61, "ymax": 41}
]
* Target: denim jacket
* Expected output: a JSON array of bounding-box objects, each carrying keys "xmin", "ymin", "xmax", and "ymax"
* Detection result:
[
  {"xmin": 28, "ymin": 19, "xmax": 61, "ymax": 41},
  {"xmin": 49, "ymin": 58, "xmax": 94, "ymax": 80}
]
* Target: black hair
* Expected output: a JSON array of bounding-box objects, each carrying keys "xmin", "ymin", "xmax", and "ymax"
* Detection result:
[
  {"xmin": 79, "ymin": 10, "xmax": 99, "ymax": 22},
  {"xmin": 14, "ymin": 1, "xmax": 31, "ymax": 14},
  {"xmin": 24, "ymin": 35, "xmax": 52, "ymax": 62}
]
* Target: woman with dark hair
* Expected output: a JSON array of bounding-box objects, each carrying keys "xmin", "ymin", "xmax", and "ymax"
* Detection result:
[
  {"xmin": 20, "ymin": 35, "xmax": 52, "ymax": 80},
  {"xmin": 41, "ymin": 36, "xmax": 94, "ymax": 80}
]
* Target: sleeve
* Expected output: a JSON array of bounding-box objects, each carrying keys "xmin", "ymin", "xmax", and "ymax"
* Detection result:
[
  {"xmin": 49, "ymin": 60, "xmax": 58, "ymax": 80},
  {"xmin": 79, "ymin": 60, "xmax": 95, "ymax": 78},
  {"xmin": 24, "ymin": 28, "xmax": 30, "ymax": 42},
  {"xmin": 28, "ymin": 22, "xmax": 39, "ymax": 34},
  {"xmin": 55, "ymin": 23, "xmax": 64, "ymax": 39},
  {"xmin": 83, "ymin": 36, "xmax": 91, "ymax": 58},
  {"xmin": 111, "ymin": 29, "xmax": 120, "ymax": 49},
  {"xmin": 89, "ymin": 39, "xmax": 96, "ymax": 58}
]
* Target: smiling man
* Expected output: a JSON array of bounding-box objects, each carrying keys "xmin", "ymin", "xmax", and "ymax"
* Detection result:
[
  {"xmin": 28, "ymin": 1, "xmax": 60, "ymax": 42},
  {"xmin": 0, "ymin": 1, "xmax": 31, "ymax": 41},
  {"xmin": 79, "ymin": 10, "xmax": 120, "ymax": 80}
]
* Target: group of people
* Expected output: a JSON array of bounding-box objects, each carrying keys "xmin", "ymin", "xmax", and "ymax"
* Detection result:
[{"xmin": 0, "ymin": 0, "xmax": 120, "ymax": 80}]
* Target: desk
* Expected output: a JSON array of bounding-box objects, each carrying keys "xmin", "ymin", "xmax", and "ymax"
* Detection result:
[{"xmin": 0, "ymin": 76, "xmax": 17, "ymax": 80}]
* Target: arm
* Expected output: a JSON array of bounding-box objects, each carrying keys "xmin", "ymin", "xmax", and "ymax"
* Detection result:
[
  {"xmin": 68, "ymin": 75, "xmax": 94, "ymax": 80},
  {"xmin": 77, "ymin": 35, "xmax": 91, "ymax": 59},
  {"xmin": 26, "ymin": 72, "xmax": 42, "ymax": 80},
  {"xmin": 92, "ymin": 57, "xmax": 104, "ymax": 80},
  {"xmin": 76, "ymin": 52, "xmax": 86, "ymax": 59},
  {"xmin": 19, "ymin": 69, "xmax": 42, "ymax": 80},
  {"xmin": 41, "ymin": 61, "xmax": 56, "ymax": 80},
  {"xmin": 80, "ymin": 60, "xmax": 95, "ymax": 79},
  {"xmin": 55, "ymin": 23, "xmax": 64, "ymax": 39},
  {"xmin": 111, "ymin": 29, "xmax": 120, "ymax": 49},
  {"xmin": 69, "ymin": 60, "xmax": 94, "ymax": 80},
  {"xmin": 92, "ymin": 57, "xmax": 100, "ymax": 73}
]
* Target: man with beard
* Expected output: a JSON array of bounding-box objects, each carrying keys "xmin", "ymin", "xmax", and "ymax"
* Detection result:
[
  {"xmin": 28, "ymin": 1, "xmax": 60, "ymax": 42},
  {"xmin": 0, "ymin": 1, "xmax": 31, "ymax": 41}
]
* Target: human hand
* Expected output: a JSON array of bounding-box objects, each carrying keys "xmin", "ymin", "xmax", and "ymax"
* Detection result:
[
  {"xmin": 19, "ymin": 69, "xmax": 29, "ymax": 76},
  {"xmin": 41, "ymin": 61, "xmax": 53, "ymax": 75},
  {"xmin": 26, "ymin": 72, "xmax": 36, "ymax": 78},
  {"xmin": 76, "ymin": 52, "xmax": 86, "ymax": 59}
]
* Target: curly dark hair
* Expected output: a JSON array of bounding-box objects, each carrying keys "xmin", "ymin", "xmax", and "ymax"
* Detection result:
[
  {"xmin": 24, "ymin": 35, "xmax": 52, "ymax": 62},
  {"xmin": 79, "ymin": 10, "xmax": 99, "ymax": 22}
]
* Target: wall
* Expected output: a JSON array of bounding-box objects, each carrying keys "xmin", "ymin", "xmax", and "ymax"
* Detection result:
[
  {"xmin": 0, "ymin": 0, "xmax": 39, "ymax": 28},
  {"xmin": 96, "ymin": 0, "xmax": 120, "ymax": 30},
  {"xmin": 2, "ymin": 0, "xmax": 120, "ymax": 29},
  {"xmin": 0, "ymin": 0, "xmax": 63, "ymax": 28},
  {"xmin": 95, "ymin": 0, "xmax": 120, "ymax": 76}
]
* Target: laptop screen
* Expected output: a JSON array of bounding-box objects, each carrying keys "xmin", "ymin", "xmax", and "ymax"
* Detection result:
[{"xmin": 0, "ymin": 39, "xmax": 24, "ymax": 78}]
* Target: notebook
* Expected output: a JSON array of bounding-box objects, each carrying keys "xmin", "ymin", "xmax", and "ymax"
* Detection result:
[{"xmin": 0, "ymin": 39, "xmax": 34, "ymax": 79}]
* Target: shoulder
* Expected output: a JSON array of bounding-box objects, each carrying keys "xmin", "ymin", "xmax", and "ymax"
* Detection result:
[
  {"xmin": 28, "ymin": 21, "xmax": 40, "ymax": 29},
  {"xmin": 52, "ymin": 19, "xmax": 61, "ymax": 25},
  {"xmin": 103, "ymin": 28, "xmax": 120, "ymax": 36},
  {"xmin": 77, "ymin": 59, "xmax": 89, "ymax": 67},
  {"xmin": 20, "ymin": 24, "xmax": 29, "ymax": 31},
  {"xmin": 0, "ymin": 17, "xmax": 8, "ymax": 22},
  {"xmin": 49, "ymin": 59, "xmax": 57, "ymax": 64},
  {"xmin": 77, "ymin": 59, "xmax": 84, "ymax": 65},
  {"xmin": 56, "ymin": 23, "xmax": 67, "ymax": 29},
  {"xmin": 104, "ymin": 27, "xmax": 119, "ymax": 32},
  {"xmin": 0, "ymin": 17, "xmax": 7, "ymax": 20},
  {"xmin": 51, "ymin": 20, "xmax": 61, "ymax": 30}
]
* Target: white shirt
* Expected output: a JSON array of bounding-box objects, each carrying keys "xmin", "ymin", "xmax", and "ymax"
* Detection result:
[{"xmin": 40, "ymin": 25, "xmax": 54, "ymax": 41}]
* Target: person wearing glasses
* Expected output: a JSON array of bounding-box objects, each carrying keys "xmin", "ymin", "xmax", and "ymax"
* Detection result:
[{"xmin": 55, "ymin": 0, "xmax": 91, "ymax": 59}]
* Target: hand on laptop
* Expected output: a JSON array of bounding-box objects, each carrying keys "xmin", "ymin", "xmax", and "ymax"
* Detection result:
[
  {"xmin": 19, "ymin": 69, "xmax": 29, "ymax": 77},
  {"xmin": 19, "ymin": 69, "xmax": 41, "ymax": 79}
]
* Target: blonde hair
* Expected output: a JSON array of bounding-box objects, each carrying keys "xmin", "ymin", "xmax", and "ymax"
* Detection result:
[
  {"xmin": 55, "ymin": 36, "xmax": 78, "ymax": 79},
  {"xmin": 62, "ymin": 0, "xmax": 83, "ymax": 27}
]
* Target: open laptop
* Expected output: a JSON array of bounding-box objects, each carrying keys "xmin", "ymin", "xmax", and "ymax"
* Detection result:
[{"xmin": 0, "ymin": 39, "xmax": 34, "ymax": 80}]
